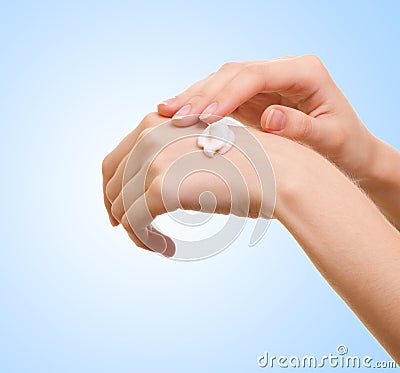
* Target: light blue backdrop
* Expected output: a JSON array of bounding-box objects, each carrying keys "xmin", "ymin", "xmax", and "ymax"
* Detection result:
[{"xmin": 1, "ymin": 1, "xmax": 399, "ymax": 372}]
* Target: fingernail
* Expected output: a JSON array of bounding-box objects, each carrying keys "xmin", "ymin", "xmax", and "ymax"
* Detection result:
[
  {"xmin": 173, "ymin": 104, "xmax": 192, "ymax": 119},
  {"xmin": 159, "ymin": 97, "xmax": 176, "ymax": 106},
  {"xmin": 265, "ymin": 109, "xmax": 286, "ymax": 131},
  {"xmin": 146, "ymin": 228, "xmax": 167, "ymax": 254},
  {"xmin": 199, "ymin": 102, "xmax": 218, "ymax": 121}
]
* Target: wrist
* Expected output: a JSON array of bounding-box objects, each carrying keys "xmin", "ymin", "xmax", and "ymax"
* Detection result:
[
  {"xmin": 260, "ymin": 134, "xmax": 332, "ymax": 221},
  {"xmin": 358, "ymin": 136, "xmax": 400, "ymax": 189},
  {"xmin": 273, "ymin": 154, "xmax": 330, "ymax": 223}
]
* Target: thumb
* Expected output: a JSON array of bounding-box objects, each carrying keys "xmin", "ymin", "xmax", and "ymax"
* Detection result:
[{"xmin": 261, "ymin": 105, "xmax": 321, "ymax": 145}]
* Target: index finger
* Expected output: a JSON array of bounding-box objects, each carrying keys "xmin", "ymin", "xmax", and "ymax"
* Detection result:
[{"xmin": 200, "ymin": 55, "xmax": 332, "ymax": 123}]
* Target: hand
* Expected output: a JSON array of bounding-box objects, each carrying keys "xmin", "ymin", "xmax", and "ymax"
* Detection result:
[
  {"xmin": 157, "ymin": 55, "xmax": 379, "ymax": 182},
  {"xmin": 102, "ymin": 113, "xmax": 400, "ymax": 361},
  {"xmin": 103, "ymin": 113, "xmax": 281, "ymax": 256}
]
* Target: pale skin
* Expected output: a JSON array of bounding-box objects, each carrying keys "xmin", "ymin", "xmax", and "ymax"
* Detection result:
[
  {"xmin": 158, "ymin": 55, "xmax": 400, "ymax": 230},
  {"xmin": 103, "ymin": 55, "xmax": 400, "ymax": 361}
]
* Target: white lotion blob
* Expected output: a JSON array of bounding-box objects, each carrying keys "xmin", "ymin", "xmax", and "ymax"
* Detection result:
[{"xmin": 197, "ymin": 122, "xmax": 235, "ymax": 157}]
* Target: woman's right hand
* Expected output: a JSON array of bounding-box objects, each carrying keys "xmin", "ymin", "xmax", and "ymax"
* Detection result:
[{"xmin": 157, "ymin": 55, "xmax": 379, "ymax": 182}]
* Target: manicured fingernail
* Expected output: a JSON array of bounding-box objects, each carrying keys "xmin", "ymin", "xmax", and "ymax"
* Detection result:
[
  {"xmin": 159, "ymin": 97, "xmax": 177, "ymax": 106},
  {"xmin": 199, "ymin": 102, "xmax": 218, "ymax": 121},
  {"xmin": 173, "ymin": 104, "xmax": 192, "ymax": 119},
  {"xmin": 265, "ymin": 109, "xmax": 286, "ymax": 131}
]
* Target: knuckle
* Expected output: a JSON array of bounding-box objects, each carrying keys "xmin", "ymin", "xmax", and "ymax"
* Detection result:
[
  {"xmin": 146, "ymin": 184, "xmax": 164, "ymax": 218},
  {"xmin": 220, "ymin": 61, "xmax": 243, "ymax": 72},
  {"xmin": 154, "ymin": 149, "xmax": 168, "ymax": 164},
  {"xmin": 302, "ymin": 54, "xmax": 328, "ymax": 76},
  {"xmin": 136, "ymin": 127, "xmax": 154, "ymax": 144},
  {"xmin": 299, "ymin": 115, "xmax": 314, "ymax": 140},
  {"xmin": 243, "ymin": 63, "xmax": 264, "ymax": 77},
  {"xmin": 105, "ymin": 182, "xmax": 114, "ymax": 201},
  {"xmin": 121, "ymin": 214, "xmax": 133, "ymax": 233},
  {"xmin": 149, "ymin": 176, "xmax": 163, "ymax": 198},
  {"xmin": 141, "ymin": 112, "xmax": 159, "ymax": 128},
  {"xmin": 152, "ymin": 176, "xmax": 178, "ymax": 213},
  {"xmin": 205, "ymin": 71, "xmax": 216, "ymax": 79},
  {"xmin": 302, "ymin": 54, "xmax": 323, "ymax": 66},
  {"xmin": 145, "ymin": 160, "xmax": 163, "ymax": 185},
  {"xmin": 292, "ymin": 55, "xmax": 329, "ymax": 89},
  {"xmin": 149, "ymin": 177, "xmax": 170, "ymax": 214},
  {"xmin": 136, "ymin": 131, "xmax": 167, "ymax": 155},
  {"xmin": 187, "ymin": 92, "xmax": 208, "ymax": 104},
  {"xmin": 110, "ymin": 201, "xmax": 123, "ymax": 222},
  {"xmin": 102, "ymin": 154, "xmax": 114, "ymax": 177}
]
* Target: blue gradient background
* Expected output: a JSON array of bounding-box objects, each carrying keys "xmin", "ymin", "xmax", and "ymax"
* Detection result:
[{"xmin": 1, "ymin": 1, "xmax": 399, "ymax": 372}]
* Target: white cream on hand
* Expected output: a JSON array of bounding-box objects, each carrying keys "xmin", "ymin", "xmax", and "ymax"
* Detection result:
[{"xmin": 197, "ymin": 122, "xmax": 235, "ymax": 157}]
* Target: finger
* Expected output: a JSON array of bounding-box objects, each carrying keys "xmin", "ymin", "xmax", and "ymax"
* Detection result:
[
  {"xmin": 103, "ymin": 114, "xmax": 164, "ymax": 186},
  {"xmin": 108, "ymin": 121, "xmax": 204, "ymax": 224},
  {"xmin": 157, "ymin": 62, "xmax": 252, "ymax": 118},
  {"xmin": 260, "ymin": 105, "xmax": 330, "ymax": 146},
  {"xmin": 157, "ymin": 75, "xmax": 209, "ymax": 117},
  {"xmin": 124, "ymin": 226, "xmax": 176, "ymax": 258},
  {"xmin": 102, "ymin": 127, "xmax": 142, "ymax": 185},
  {"xmin": 102, "ymin": 127, "xmax": 143, "ymax": 226},
  {"xmin": 102, "ymin": 113, "xmax": 167, "ymax": 225},
  {"xmin": 103, "ymin": 194, "xmax": 119, "ymax": 226},
  {"xmin": 126, "ymin": 230, "xmax": 155, "ymax": 254},
  {"xmin": 118, "ymin": 168, "xmax": 176, "ymax": 257},
  {"xmin": 149, "ymin": 225, "xmax": 176, "ymax": 258},
  {"xmin": 199, "ymin": 55, "xmax": 331, "ymax": 124},
  {"xmin": 105, "ymin": 133, "xmax": 153, "ymax": 206},
  {"xmin": 106, "ymin": 122, "xmax": 177, "ymax": 207},
  {"xmin": 168, "ymin": 63, "xmax": 245, "ymax": 127},
  {"xmin": 105, "ymin": 153, "xmax": 129, "ymax": 204},
  {"xmin": 112, "ymin": 166, "xmax": 176, "ymax": 257},
  {"xmin": 158, "ymin": 56, "xmax": 299, "ymax": 120},
  {"xmin": 110, "ymin": 165, "xmax": 150, "ymax": 223},
  {"xmin": 122, "ymin": 181, "xmax": 176, "ymax": 256},
  {"xmin": 110, "ymin": 192, "xmax": 125, "ymax": 224},
  {"xmin": 229, "ymin": 92, "xmax": 282, "ymax": 127}
]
